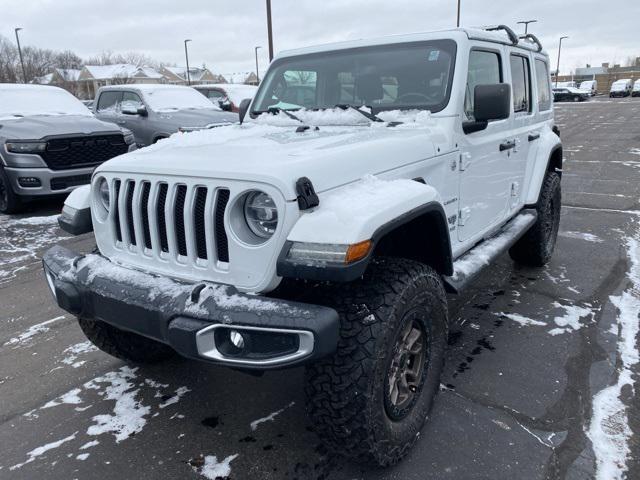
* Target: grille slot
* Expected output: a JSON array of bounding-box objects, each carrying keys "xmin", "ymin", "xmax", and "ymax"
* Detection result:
[
  {"xmin": 42, "ymin": 134, "xmax": 128, "ymax": 170},
  {"xmin": 157, "ymin": 184, "xmax": 169, "ymax": 253},
  {"xmin": 141, "ymin": 182, "xmax": 152, "ymax": 250},
  {"xmin": 174, "ymin": 185, "xmax": 188, "ymax": 257},
  {"xmin": 125, "ymin": 181, "xmax": 136, "ymax": 246},
  {"xmin": 215, "ymin": 189, "xmax": 230, "ymax": 263},
  {"xmin": 194, "ymin": 187, "xmax": 208, "ymax": 260},
  {"xmin": 113, "ymin": 180, "xmax": 122, "ymax": 242}
]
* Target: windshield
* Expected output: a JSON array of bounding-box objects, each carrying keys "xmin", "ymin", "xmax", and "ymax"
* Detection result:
[
  {"xmin": 142, "ymin": 87, "xmax": 220, "ymax": 112},
  {"xmin": 252, "ymin": 40, "xmax": 457, "ymax": 115},
  {"xmin": 0, "ymin": 86, "xmax": 91, "ymax": 119}
]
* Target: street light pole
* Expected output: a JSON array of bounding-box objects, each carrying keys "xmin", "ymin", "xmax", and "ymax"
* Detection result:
[
  {"xmin": 254, "ymin": 46, "xmax": 262, "ymax": 84},
  {"xmin": 456, "ymin": 0, "xmax": 461, "ymax": 27},
  {"xmin": 517, "ymin": 19, "xmax": 537, "ymax": 35},
  {"xmin": 14, "ymin": 28, "xmax": 27, "ymax": 83},
  {"xmin": 184, "ymin": 39, "xmax": 192, "ymax": 85},
  {"xmin": 266, "ymin": 0, "xmax": 274, "ymax": 61},
  {"xmin": 555, "ymin": 36, "xmax": 568, "ymax": 87}
]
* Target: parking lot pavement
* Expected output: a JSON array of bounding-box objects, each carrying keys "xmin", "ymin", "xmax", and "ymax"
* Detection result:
[{"xmin": 0, "ymin": 97, "xmax": 639, "ymax": 480}]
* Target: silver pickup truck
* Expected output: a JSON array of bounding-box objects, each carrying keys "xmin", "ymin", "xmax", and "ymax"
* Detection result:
[{"xmin": 0, "ymin": 84, "xmax": 136, "ymax": 214}]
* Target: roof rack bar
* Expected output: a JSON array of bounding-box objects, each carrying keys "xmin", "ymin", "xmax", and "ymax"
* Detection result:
[
  {"xmin": 519, "ymin": 33, "xmax": 543, "ymax": 52},
  {"xmin": 484, "ymin": 25, "xmax": 519, "ymax": 46}
]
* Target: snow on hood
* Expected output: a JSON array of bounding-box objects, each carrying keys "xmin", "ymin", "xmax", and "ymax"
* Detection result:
[
  {"xmin": 0, "ymin": 84, "xmax": 92, "ymax": 121},
  {"xmin": 96, "ymin": 108, "xmax": 445, "ymax": 201}
]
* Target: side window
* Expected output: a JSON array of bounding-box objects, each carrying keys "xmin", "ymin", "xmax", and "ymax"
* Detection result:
[
  {"xmin": 510, "ymin": 54, "xmax": 532, "ymax": 113},
  {"xmin": 96, "ymin": 91, "xmax": 122, "ymax": 112},
  {"xmin": 535, "ymin": 59, "xmax": 552, "ymax": 111},
  {"xmin": 465, "ymin": 50, "xmax": 502, "ymax": 119},
  {"xmin": 207, "ymin": 90, "xmax": 225, "ymax": 100},
  {"xmin": 120, "ymin": 91, "xmax": 143, "ymax": 111}
]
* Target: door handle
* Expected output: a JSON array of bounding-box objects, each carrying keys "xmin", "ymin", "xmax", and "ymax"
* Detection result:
[
  {"xmin": 528, "ymin": 133, "xmax": 540, "ymax": 142},
  {"xmin": 499, "ymin": 140, "xmax": 516, "ymax": 152}
]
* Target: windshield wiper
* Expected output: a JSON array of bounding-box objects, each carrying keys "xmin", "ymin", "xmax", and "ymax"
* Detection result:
[
  {"xmin": 267, "ymin": 106, "xmax": 304, "ymax": 123},
  {"xmin": 334, "ymin": 104, "xmax": 386, "ymax": 123}
]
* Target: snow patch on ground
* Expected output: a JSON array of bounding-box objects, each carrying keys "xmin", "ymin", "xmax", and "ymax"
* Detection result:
[
  {"xmin": 587, "ymin": 234, "xmax": 640, "ymax": 480},
  {"xmin": 560, "ymin": 231, "xmax": 603, "ymax": 243},
  {"xmin": 3, "ymin": 316, "xmax": 65, "ymax": 347},
  {"xmin": 60, "ymin": 341, "xmax": 98, "ymax": 368},
  {"xmin": 42, "ymin": 388, "xmax": 83, "ymax": 409},
  {"xmin": 9, "ymin": 432, "xmax": 77, "ymax": 470},
  {"xmin": 498, "ymin": 313, "xmax": 547, "ymax": 327},
  {"xmin": 548, "ymin": 303, "xmax": 596, "ymax": 335},
  {"xmin": 250, "ymin": 401, "xmax": 295, "ymax": 431},
  {"xmin": 629, "ymin": 148, "xmax": 640, "ymax": 156},
  {"xmin": 159, "ymin": 386, "xmax": 191, "ymax": 408},
  {"xmin": 190, "ymin": 454, "xmax": 239, "ymax": 480}
]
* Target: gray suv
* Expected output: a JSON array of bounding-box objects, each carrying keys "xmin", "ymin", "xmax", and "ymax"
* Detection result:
[
  {"xmin": 0, "ymin": 84, "xmax": 136, "ymax": 214},
  {"xmin": 94, "ymin": 84, "xmax": 238, "ymax": 147}
]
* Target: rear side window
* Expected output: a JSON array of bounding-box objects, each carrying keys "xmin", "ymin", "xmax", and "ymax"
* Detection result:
[
  {"xmin": 535, "ymin": 59, "xmax": 552, "ymax": 111},
  {"xmin": 510, "ymin": 54, "xmax": 532, "ymax": 113},
  {"xmin": 207, "ymin": 89, "xmax": 226, "ymax": 100},
  {"xmin": 97, "ymin": 91, "xmax": 122, "ymax": 112},
  {"xmin": 465, "ymin": 50, "xmax": 502, "ymax": 119}
]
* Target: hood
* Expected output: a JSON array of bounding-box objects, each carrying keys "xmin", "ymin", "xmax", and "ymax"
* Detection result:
[
  {"xmin": 0, "ymin": 114, "xmax": 123, "ymax": 140},
  {"xmin": 96, "ymin": 110, "xmax": 450, "ymax": 201},
  {"xmin": 154, "ymin": 108, "xmax": 238, "ymax": 127}
]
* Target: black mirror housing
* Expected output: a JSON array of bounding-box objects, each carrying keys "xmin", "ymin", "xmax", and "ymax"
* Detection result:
[
  {"xmin": 238, "ymin": 98, "xmax": 252, "ymax": 124},
  {"xmin": 473, "ymin": 84, "xmax": 511, "ymax": 122},
  {"xmin": 137, "ymin": 106, "xmax": 148, "ymax": 117}
]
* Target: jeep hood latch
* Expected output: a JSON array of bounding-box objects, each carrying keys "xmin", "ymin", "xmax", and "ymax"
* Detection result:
[{"xmin": 296, "ymin": 177, "xmax": 320, "ymax": 210}]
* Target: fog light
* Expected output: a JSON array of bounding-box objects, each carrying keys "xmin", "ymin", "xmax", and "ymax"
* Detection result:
[
  {"xmin": 230, "ymin": 330, "xmax": 245, "ymax": 349},
  {"xmin": 18, "ymin": 177, "xmax": 41, "ymax": 187}
]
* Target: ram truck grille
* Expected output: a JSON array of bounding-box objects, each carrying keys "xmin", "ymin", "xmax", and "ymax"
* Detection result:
[
  {"xmin": 41, "ymin": 134, "xmax": 128, "ymax": 170},
  {"xmin": 111, "ymin": 179, "xmax": 231, "ymax": 266}
]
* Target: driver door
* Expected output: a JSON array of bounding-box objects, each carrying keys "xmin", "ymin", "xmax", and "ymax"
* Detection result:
[{"xmin": 118, "ymin": 91, "xmax": 146, "ymax": 146}]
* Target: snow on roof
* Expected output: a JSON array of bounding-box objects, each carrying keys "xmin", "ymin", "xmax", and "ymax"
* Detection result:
[
  {"xmin": 56, "ymin": 68, "xmax": 81, "ymax": 81},
  {"xmin": 83, "ymin": 64, "xmax": 161, "ymax": 80},
  {"xmin": 193, "ymin": 83, "xmax": 258, "ymax": 104},
  {"xmin": 164, "ymin": 66, "xmax": 211, "ymax": 81},
  {"xmin": 32, "ymin": 73, "xmax": 54, "ymax": 85}
]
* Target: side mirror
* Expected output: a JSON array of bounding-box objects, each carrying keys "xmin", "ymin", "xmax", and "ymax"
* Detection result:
[
  {"xmin": 137, "ymin": 106, "xmax": 148, "ymax": 117},
  {"xmin": 219, "ymin": 99, "xmax": 232, "ymax": 112},
  {"xmin": 463, "ymin": 84, "xmax": 511, "ymax": 134},
  {"xmin": 238, "ymin": 98, "xmax": 252, "ymax": 124}
]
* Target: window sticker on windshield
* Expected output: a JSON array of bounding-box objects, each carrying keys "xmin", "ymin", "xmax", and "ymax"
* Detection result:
[{"xmin": 428, "ymin": 50, "xmax": 440, "ymax": 61}]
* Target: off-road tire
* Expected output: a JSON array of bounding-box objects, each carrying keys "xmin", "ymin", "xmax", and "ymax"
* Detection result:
[
  {"xmin": 509, "ymin": 171, "xmax": 561, "ymax": 266},
  {"xmin": 0, "ymin": 166, "xmax": 24, "ymax": 214},
  {"xmin": 78, "ymin": 318, "xmax": 175, "ymax": 364},
  {"xmin": 304, "ymin": 257, "xmax": 448, "ymax": 466}
]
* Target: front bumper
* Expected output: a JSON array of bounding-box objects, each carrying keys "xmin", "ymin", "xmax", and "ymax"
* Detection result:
[{"xmin": 42, "ymin": 246, "xmax": 339, "ymax": 369}]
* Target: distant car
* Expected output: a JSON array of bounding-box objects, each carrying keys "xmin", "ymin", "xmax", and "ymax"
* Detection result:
[
  {"xmin": 193, "ymin": 84, "xmax": 259, "ymax": 112},
  {"xmin": 554, "ymin": 81, "xmax": 577, "ymax": 88},
  {"xmin": 93, "ymin": 84, "xmax": 238, "ymax": 146},
  {"xmin": 553, "ymin": 87, "xmax": 589, "ymax": 102},
  {"xmin": 0, "ymin": 84, "xmax": 136, "ymax": 214},
  {"xmin": 632, "ymin": 80, "xmax": 640, "ymax": 97},
  {"xmin": 578, "ymin": 80, "xmax": 597, "ymax": 96},
  {"xmin": 610, "ymin": 79, "xmax": 632, "ymax": 98}
]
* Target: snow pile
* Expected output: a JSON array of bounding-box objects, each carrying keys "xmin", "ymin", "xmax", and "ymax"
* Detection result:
[
  {"xmin": 9, "ymin": 432, "xmax": 77, "ymax": 470},
  {"xmin": 250, "ymin": 401, "xmax": 295, "ymax": 431},
  {"xmin": 587, "ymin": 233, "xmax": 640, "ymax": 480},
  {"xmin": 191, "ymin": 454, "xmax": 239, "ymax": 480},
  {"xmin": 548, "ymin": 303, "xmax": 595, "ymax": 335},
  {"xmin": 3, "ymin": 316, "xmax": 65, "ymax": 347},
  {"xmin": 451, "ymin": 213, "xmax": 536, "ymax": 281}
]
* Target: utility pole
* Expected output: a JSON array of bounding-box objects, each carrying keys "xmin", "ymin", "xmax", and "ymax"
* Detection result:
[
  {"xmin": 456, "ymin": 0, "xmax": 461, "ymax": 27},
  {"xmin": 517, "ymin": 20, "xmax": 537, "ymax": 35},
  {"xmin": 254, "ymin": 46, "xmax": 262, "ymax": 84},
  {"xmin": 556, "ymin": 36, "xmax": 568, "ymax": 87},
  {"xmin": 266, "ymin": 0, "xmax": 274, "ymax": 61},
  {"xmin": 14, "ymin": 28, "xmax": 26, "ymax": 83},
  {"xmin": 184, "ymin": 39, "xmax": 192, "ymax": 85}
]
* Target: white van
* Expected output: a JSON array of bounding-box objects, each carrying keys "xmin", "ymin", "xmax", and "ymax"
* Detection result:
[
  {"xmin": 632, "ymin": 79, "xmax": 640, "ymax": 97},
  {"xmin": 579, "ymin": 80, "xmax": 597, "ymax": 96},
  {"xmin": 610, "ymin": 79, "xmax": 632, "ymax": 97}
]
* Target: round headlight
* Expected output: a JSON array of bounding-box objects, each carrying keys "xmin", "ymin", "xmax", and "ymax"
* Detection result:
[
  {"xmin": 97, "ymin": 178, "xmax": 110, "ymax": 211},
  {"xmin": 244, "ymin": 191, "xmax": 278, "ymax": 239}
]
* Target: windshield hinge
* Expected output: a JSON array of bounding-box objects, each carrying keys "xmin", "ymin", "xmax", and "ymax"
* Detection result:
[{"xmin": 296, "ymin": 177, "xmax": 320, "ymax": 211}]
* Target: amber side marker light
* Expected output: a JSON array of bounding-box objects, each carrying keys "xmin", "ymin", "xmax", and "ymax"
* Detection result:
[{"xmin": 345, "ymin": 240, "xmax": 373, "ymax": 264}]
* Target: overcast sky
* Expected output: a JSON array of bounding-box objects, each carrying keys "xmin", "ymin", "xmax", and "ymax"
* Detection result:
[{"xmin": 2, "ymin": 0, "xmax": 638, "ymax": 77}]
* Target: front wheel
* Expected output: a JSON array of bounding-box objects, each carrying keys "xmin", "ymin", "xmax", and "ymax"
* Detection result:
[
  {"xmin": 573, "ymin": 96, "xmax": 580, "ymax": 102},
  {"xmin": 0, "ymin": 166, "xmax": 24, "ymax": 214},
  {"xmin": 304, "ymin": 257, "xmax": 448, "ymax": 466},
  {"xmin": 509, "ymin": 171, "xmax": 561, "ymax": 266}
]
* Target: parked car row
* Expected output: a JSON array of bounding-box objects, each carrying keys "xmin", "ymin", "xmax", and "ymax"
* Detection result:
[
  {"xmin": 553, "ymin": 86, "xmax": 590, "ymax": 102},
  {"xmin": 609, "ymin": 78, "xmax": 640, "ymax": 97},
  {"xmin": 0, "ymin": 83, "xmax": 259, "ymax": 214}
]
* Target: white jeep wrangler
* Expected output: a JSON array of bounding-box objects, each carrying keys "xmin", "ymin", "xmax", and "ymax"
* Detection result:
[{"xmin": 44, "ymin": 26, "xmax": 562, "ymax": 466}]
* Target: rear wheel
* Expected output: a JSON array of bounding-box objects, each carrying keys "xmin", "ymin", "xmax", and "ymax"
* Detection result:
[
  {"xmin": 509, "ymin": 171, "xmax": 561, "ymax": 266},
  {"xmin": 573, "ymin": 96, "xmax": 580, "ymax": 102},
  {"xmin": 304, "ymin": 257, "xmax": 448, "ymax": 466},
  {"xmin": 78, "ymin": 318, "xmax": 175, "ymax": 364},
  {"xmin": 0, "ymin": 166, "xmax": 24, "ymax": 214}
]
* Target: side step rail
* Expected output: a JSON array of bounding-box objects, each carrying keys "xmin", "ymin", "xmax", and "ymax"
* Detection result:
[{"xmin": 444, "ymin": 210, "xmax": 538, "ymax": 293}]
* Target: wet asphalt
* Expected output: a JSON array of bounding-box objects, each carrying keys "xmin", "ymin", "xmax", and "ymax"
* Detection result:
[{"xmin": 1, "ymin": 97, "xmax": 639, "ymax": 480}]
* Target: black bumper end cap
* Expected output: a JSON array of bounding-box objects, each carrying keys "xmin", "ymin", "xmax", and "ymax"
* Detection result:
[{"xmin": 58, "ymin": 207, "xmax": 93, "ymax": 236}]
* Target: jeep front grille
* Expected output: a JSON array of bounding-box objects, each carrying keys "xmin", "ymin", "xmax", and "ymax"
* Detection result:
[{"xmin": 111, "ymin": 179, "xmax": 231, "ymax": 265}]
